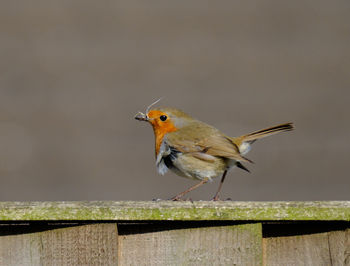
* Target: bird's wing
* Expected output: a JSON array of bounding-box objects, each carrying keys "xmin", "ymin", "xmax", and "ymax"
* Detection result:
[{"xmin": 165, "ymin": 122, "xmax": 251, "ymax": 163}]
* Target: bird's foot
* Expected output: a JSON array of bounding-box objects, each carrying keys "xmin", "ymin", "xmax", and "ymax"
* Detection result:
[
  {"xmin": 170, "ymin": 195, "xmax": 182, "ymax": 201},
  {"xmin": 211, "ymin": 196, "xmax": 220, "ymax": 201}
]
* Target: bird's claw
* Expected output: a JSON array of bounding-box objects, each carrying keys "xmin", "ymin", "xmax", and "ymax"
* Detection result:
[{"xmin": 211, "ymin": 195, "xmax": 220, "ymax": 201}]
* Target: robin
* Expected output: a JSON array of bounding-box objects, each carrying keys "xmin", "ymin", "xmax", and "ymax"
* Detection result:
[{"xmin": 135, "ymin": 100, "xmax": 294, "ymax": 200}]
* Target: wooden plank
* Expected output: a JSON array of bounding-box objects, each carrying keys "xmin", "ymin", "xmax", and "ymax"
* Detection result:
[
  {"xmin": 0, "ymin": 201, "xmax": 349, "ymax": 221},
  {"xmin": 263, "ymin": 232, "xmax": 331, "ymax": 265},
  {"xmin": 328, "ymin": 229, "xmax": 350, "ymax": 266},
  {"xmin": 263, "ymin": 229, "xmax": 350, "ymax": 266},
  {"xmin": 118, "ymin": 223, "xmax": 262, "ymax": 265},
  {"xmin": 0, "ymin": 224, "xmax": 118, "ymax": 266}
]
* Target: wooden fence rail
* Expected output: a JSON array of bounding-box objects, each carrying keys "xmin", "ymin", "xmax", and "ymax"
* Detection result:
[{"xmin": 0, "ymin": 201, "xmax": 349, "ymax": 265}]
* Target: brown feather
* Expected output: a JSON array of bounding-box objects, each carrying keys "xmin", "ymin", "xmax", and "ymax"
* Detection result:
[
  {"xmin": 166, "ymin": 121, "xmax": 251, "ymax": 163},
  {"xmin": 236, "ymin": 162, "xmax": 250, "ymax": 172},
  {"xmin": 233, "ymin": 122, "xmax": 294, "ymax": 146}
]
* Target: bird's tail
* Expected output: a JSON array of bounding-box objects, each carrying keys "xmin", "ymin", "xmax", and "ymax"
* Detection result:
[
  {"xmin": 231, "ymin": 122, "xmax": 294, "ymax": 155},
  {"xmin": 229, "ymin": 122, "xmax": 294, "ymax": 172},
  {"xmin": 240, "ymin": 122, "xmax": 294, "ymax": 143}
]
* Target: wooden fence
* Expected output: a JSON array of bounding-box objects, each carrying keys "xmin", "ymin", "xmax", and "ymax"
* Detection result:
[{"xmin": 0, "ymin": 201, "xmax": 349, "ymax": 265}]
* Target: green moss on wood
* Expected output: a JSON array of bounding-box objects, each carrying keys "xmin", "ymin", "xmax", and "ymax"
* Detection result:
[{"xmin": 0, "ymin": 201, "xmax": 349, "ymax": 221}]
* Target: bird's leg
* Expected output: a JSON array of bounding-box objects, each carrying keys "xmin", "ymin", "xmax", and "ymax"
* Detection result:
[
  {"xmin": 171, "ymin": 178, "xmax": 209, "ymax": 201},
  {"xmin": 212, "ymin": 170, "xmax": 228, "ymax": 201}
]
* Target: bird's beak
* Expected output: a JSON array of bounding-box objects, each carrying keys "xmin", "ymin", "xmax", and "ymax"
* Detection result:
[{"xmin": 134, "ymin": 112, "xmax": 149, "ymax": 121}]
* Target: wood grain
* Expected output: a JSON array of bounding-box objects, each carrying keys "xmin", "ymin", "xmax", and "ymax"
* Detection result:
[
  {"xmin": 263, "ymin": 228, "xmax": 350, "ymax": 266},
  {"xmin": 328, "ymin": 229, "xmax": 350, "ymax": 266},
  {"xmin": 0, "ymin": 224, "xmax": 118, "ymax": 266},
  {"xmin": 118, "ymin": 223, "xmax": 262, "ymax": 266}
]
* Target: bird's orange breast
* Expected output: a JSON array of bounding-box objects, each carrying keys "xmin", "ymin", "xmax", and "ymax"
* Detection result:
[{"xmin": 147, "ymin": 110, "xmax": 178, "ymax": 155}]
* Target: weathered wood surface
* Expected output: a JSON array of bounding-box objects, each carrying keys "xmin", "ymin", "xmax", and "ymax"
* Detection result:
[
  {"xmin": 0, "ymin": 201, "xmax": 349, "ymax": 221},
  {"xmin": 0, "ymin": 201, "xmax": 349, "ymax": 265},
  {"xmin": 119, "ymin": 223, "xmax": 262, "ymax": 266},
  {"xmin": 328, "ymin": 229, "xmax": 350, "ymax": 266},
  {"xmin": 263, "ymin": 228, "xmax": 350, "ymax": 266},
  {"xmin": 0, "ymin": 224, "xmax": 118, "ymax": 266}
]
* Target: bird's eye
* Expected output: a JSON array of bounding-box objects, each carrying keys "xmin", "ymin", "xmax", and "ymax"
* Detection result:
[{"xmin": 160, "ymin": 115, "xmax": 167, "ymax": 121}]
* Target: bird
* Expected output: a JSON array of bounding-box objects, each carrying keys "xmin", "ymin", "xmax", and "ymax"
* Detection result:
[{"xmin": 135, "ymin": 100, "xmax": 294, "ymax": 201}]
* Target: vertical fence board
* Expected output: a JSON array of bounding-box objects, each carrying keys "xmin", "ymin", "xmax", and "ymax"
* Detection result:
[
  {"xmin": 0, "ymin": 224, "xmax": 118, "ymax": 266},
  {"xmin": 328, "ymin": 229, "xmax": 350, "ymax": 266},
  {"xmin": 263, "ymin": 229, "xmax": 350, "ymax": 266},
  {"xmin": 0, "ymin": 228, "xmax": 42, "ymax": 266},
  {"xmin": 118, "ymin": 223, "xmax": 262, "ymax": 266}
]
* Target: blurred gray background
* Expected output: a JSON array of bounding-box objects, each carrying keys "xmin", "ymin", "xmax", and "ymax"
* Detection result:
[{"xmin": 0, "ymin": 1, "xmax": 349, "ymax": 201}]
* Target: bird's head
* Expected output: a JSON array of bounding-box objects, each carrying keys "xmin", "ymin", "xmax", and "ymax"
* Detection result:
[
  {"xmin": 135, "ymin": 107, "xmax": 192, "ymax": 135},
  {"xmin": 136, "ymin": 106, "xmax": 193, "ymax": 155}
]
